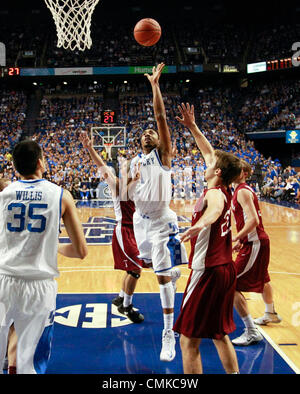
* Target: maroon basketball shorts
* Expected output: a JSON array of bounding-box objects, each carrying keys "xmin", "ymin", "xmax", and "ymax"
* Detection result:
[
  {"xmin": 173, "ymin": 261, "xmax": 236, "ymax": 340},
  {"xmin": 235, "ymin": 238, "xmax": 270, "ymax": 293},
  {"xmin": 112, "ymin": 222, "xmax": 148, "ymax": 271}
]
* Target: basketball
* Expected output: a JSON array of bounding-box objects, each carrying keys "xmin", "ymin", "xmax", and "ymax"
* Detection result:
[{"xmin": 134, "ymin": 18, "xmax": 161, "ymax": 47}]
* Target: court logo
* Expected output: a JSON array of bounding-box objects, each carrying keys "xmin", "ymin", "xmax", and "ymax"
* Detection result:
[
  {"xmin": 60, "ymin": 216, "xmax": 116, "ymax": 245},
  {"xmin": 59, "ymin": 216, "xmax": 191, "ymax": 245},
  {"xmin": 54, "ymin": 303, "xmax": 134, "ymax": 328}
]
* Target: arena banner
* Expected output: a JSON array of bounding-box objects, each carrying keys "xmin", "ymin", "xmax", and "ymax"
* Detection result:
[
  {"xmin": 247, "ymin": 61, "xmax": 267, "ymax": 74},
  {"xmin": 246, "ymin": 130, "xmax": 285, "ymax": 140},
  {"xmin": 15, "ymin": 65, "xmax": 201, "ymax": 76},
  {"xmin": 128, "ymin": 65, "xmax": 176, "ymax": 74},
  {"xmin": 286, "ymin": 130, "xmax": 300, "ymax": 144},
  {"xmin": 55, "ymin": 67, "xmax": 93, "ymax": 76},
  {"xmin": 20, "ymin": 68, "xmax": 55, "ymax": 76},
  {"xmin": 93, "ymin": 66, "xmax": 130, "ymax": 74}
]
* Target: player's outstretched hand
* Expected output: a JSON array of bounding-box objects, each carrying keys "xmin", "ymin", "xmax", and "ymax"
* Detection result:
[
  {"xmin": 175, "ymin": 103, "xmax": 195, "ymax": 129},
  {"xmin": 180, "ymin": 223, "xmax": 204, "ymax": 242},
  {"xmin": 144, "ymin": 62, "xmax": 165, "ymax": 85},
  {"xmin": 232, "ymin": 238, "xmax": 243, "ymax": 253},
  {"xmin": 79, "ymin": 131, "xmax": 92, "ymax": 149}
]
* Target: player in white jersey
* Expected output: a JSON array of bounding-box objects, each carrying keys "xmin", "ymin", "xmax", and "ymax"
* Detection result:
[
  {"xmin": 79, "ymin": 131, "xmax": 145, "ymax": 324},
  {"xmin": 129, "ymin": 63, "xmax": 188, "ymax": 362},
  {"xmin": 0, "ymin": 140, "xmax": 87, "ymax": 374},
  {"xmin": 0, "ymin": 178, "xmax": 17, "ymax": 375}
]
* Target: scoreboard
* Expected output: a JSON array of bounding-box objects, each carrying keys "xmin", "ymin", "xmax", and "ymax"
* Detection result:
[
  {"xmin": 267, "ymin": 57, "xmax": 300, "ymax": 71},
  {"xmin": 0, "ymin": 67, "xmax": 20, "ymax": 77},
  {"xmin": 101, "ymin": 110, "xmax": 117, "ymax": 124}
]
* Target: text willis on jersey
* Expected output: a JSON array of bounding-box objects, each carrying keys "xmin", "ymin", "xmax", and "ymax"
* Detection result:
[{"xmin": 15, "ymin": 190, "xmax": 43, "ymax": 201}]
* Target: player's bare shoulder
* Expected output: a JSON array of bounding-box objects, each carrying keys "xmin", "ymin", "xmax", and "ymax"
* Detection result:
[{"xmin": 237, "ymin": 186, "xmax": 254, "ymax": 204}]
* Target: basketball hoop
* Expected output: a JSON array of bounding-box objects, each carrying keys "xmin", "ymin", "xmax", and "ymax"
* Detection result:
[
  {"xmin": 44, "ymin": 0, "xmax": 100, "ymax": 51},
  {"xmin": 104, "ymin": 143, "xmax": 113, "ymax": 161}
]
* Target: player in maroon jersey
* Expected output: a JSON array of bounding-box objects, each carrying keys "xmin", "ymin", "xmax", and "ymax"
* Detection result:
[
  {"xmin": 231, "ymin": 159, "xmax": 281, "ymax": 346},
  {"xmin": 80, "ymin": 131, "xmax": 148, "ymax": 323},
  {"xmin": 173, "ymin": 103, "xmax": 242, "ymax": 374}
]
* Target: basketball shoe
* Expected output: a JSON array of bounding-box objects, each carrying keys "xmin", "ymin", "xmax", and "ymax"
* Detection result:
[
  {"xmin": 117, "ymin": 304, "xmax": 144, "ymax": 324},
  {"xmin": 160, "ymin": 329, "xmax": 176, "ymax": 362},
  {"xmin": 232, "ymin": 328, "xmax": 263, "ymax": 346},
  {"xmin": 254, "ymin": 312, "xmax": 282, "ymax": 325},
  {"xmin": 111, "ymin": 295, "xmax": 124, "ymax": 307}
]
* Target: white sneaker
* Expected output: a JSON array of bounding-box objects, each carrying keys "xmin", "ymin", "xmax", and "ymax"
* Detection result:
[
  {"xmin": 170, "ymin": 267, "xmax": 181, "ymax": 294},
  {"xmin": 160, "ymin": 329, "xmax": 176, "ymax": 362},
  {"xmin": 232, "ymin": 328, "xmax": 263, "ymax": 346},
  {"xmin": 254, "ymin": 312, "xmax": 282, "ymax": 325}
]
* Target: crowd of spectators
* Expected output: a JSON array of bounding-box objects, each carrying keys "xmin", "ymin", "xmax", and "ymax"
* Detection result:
[
  {"xmin": 247, "ymin": 23, "xmax": 300, "ymax": 63},
  {"xmin": 235, "ymin": 79, "xmax": 300, "ymax": 132},
  {"xmin": 0, "ymin": 82, "xmax": 299, "ymax": 206},
  {"xmin": 0, "ymin": 90, "xmax": 27, "ymax": 178},
  {"xmin": 1, "ymin": 6, "xmax": 300, "ymax": 69}
]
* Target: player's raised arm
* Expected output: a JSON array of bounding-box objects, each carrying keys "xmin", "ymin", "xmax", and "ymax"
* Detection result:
[
  {"xmin": 79, "ymin": 131, "xmax": 118, "ymax": 194},
  {"xmin": 59, "ymin": 189, "xmax": 88, "ymax": 259},
  {"xmin": 176, "ymin": 103, "xmax": 214, "ymax": 166},
  {"xmin": 144, "ymin": 62, "xmax": 172, "ymax": 167}
]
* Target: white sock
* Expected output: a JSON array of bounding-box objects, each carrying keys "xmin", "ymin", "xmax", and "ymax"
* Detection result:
[
  {"xmin": 265, "ymin": 302, "xmax": 275, "ymax": 313},
  {"xmin": 163, "ymin": 313, "xmax": 174, "ymax": 331},
  {"xmin": 119, "ymin": 289, "xmax": 124, "ymax": 298},
  {"xmin": 123, "ymin": 293, "xmax": 133, "ymax": 308},
  {"xmin": 242, "ymin": 314, "xmax": 256, "ymax": 330}
]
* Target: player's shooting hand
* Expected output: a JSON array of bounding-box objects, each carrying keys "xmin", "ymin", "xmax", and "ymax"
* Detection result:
[
  {"xmin": 175, "ymin": 103, "xmax": 195, "ymax": 129},
  {"xmin": 180, "ymin": 222, "xmax": 205, "ymax": 243},
  {"xmin": 79, "ymin": 131, "xmax": 92, "ymax": 149},
  {"xmin": 144, "ymin": 62, "xmax": 165, "ymax": 84}
]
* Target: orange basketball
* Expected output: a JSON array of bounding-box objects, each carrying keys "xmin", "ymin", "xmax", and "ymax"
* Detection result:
[{"xmin": 134, "ymin": 18, "xmax": 161, "ymax": 47}]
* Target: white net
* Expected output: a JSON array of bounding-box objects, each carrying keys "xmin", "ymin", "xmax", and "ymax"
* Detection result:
[{"xmin": 44, "ymin": 0, "xmax": 100, "ymax": 51}]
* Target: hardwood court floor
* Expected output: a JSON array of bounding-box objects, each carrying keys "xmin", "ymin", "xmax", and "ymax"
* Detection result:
[{"xmin": 57, "ymin": 200, "xmax": 300, "ymax": 373}]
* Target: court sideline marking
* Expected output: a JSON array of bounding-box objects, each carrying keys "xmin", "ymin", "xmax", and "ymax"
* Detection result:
[{"xmin": 256, "ymin": 325, "xmax": 300, "ymax": 374}]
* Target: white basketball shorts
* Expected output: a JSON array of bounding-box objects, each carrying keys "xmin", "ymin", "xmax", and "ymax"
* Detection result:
[
  {"xmin": 0, "ymin": 275, "xmax": 57, "ymax": 374},
  {"xmin": 133, "ymin": 208, "xmax": 188, "ymax": 275}
]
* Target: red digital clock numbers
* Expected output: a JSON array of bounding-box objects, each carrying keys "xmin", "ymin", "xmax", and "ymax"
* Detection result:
[
  {"xmin": 267, "ymin": 57, "xmax": 300, "ymax": 71},
  {"xmin": 1, "ymin": 67, "xmax": 20, "ymax": 77},
  {"xmin": 101, "ymin": 110, "xmax": 117, "ymax": 124},
  {"xmin": 8, "ymin": 67, "xmax": 20, "ymax": 76}
]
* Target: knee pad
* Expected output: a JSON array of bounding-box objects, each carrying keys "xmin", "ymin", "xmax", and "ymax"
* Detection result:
[
  {"xmin": 159, "ymin": 281, "xmax": 175, "ymax": 309},
  {"xmin": 127, "ymin": 270, "xmax": 141, "ymax": 279}
]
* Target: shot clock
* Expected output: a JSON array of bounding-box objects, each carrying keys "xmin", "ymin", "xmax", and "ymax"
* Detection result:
[
  {"xmin": 0, "ymin": 67, "xmax": 20, "ymax": 77},
  {"xmin": 101, "ymin": 110, "xmax": 117, "ymax": 124}
]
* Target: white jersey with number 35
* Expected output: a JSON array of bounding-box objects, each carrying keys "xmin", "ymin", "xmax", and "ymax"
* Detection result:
[{"xmin": 0, "ymin": 179, "xmax": 63, "ymax": 280}]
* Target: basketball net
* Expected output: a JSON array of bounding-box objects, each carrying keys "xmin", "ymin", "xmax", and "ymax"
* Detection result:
[
  {"xmin": 44, "ymin": 0, "xmax": 100, "ymax": 51},
  {"xmin": 104, "ymin": 143, "xmax": 113, "ymax": 161}
]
